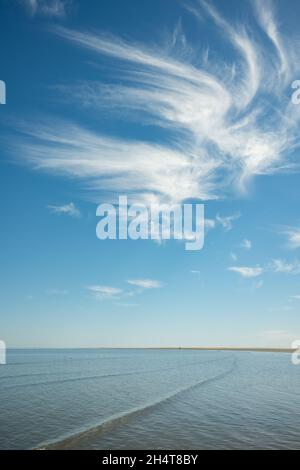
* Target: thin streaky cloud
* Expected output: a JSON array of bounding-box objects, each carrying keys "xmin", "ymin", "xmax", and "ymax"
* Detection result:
[
  {"xmin": 20, "ymin": 0, "xmax": 71, "ymax": 17},
  {"xmin": 86, "ymin": 285, "xmax": 123, "ymax": 300},
  {"xmin": 87, "ymin": 280, "xmax": 162, "ymax": 301},
  {"xmin": 241, "ymin": 239, "xmax": 252, "ymax": 250},
  {"xmin": 47, "ymin": 202, "xmax": 81, "ymax": 218},
  {"xmin": 19, "ymin": 122, "xmax": 214, "ymax": 204},
  {"xmin": 205, "ymin": 219, "xmax": 216, "ymax": 231},
  {"xmin": 215, "ymin": 213, "xmax": 240, "ymax": 232},
  {"xmin": 228, "ymin": 266, "xmax": 263, "ymax": 278},
  {"xmin": 253, "ymin": 0, "xmax": 289, "ymax": 81},
  {"xmin": 205, "ymin": 213, "xmax": 240, "ymax": 232},
  {"xmin": 127, "ymin": 279, "xmax": 163, "ymax": 289},
  {"xmin": 270, "ymin": 258, "xmax": 300, "ymax": 274},
  {"xmin": 198, "ymin": 0, "xmax": 261, "ymax": 107},
  {"xmin": 282, "ymin": 227, "xmax": 300, "ymax": 249},
  {"xmin": 11, "ymin": 1, "xmax": 300, "ymax": 206},
  {"xmin": 252, "ymin": 279, "xmax": 264, "ymax": 289}
]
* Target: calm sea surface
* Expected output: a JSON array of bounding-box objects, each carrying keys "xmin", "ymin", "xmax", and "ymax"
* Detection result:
[{"xmin": 0, "ymin": 348, "xmax": 300, "ymax": 449}]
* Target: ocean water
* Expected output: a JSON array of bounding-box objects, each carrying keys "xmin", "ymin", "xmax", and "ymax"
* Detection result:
[{"xmin": 0, "ymin": 348, "xmax": 300, "ymax": 450}]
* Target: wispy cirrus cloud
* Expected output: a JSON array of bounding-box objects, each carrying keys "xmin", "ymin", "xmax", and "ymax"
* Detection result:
[
  {"xmin": 215, "ymin": 213, "xmax": 240, "ymax": 232},
  {"xmin": 86, "ymin": 278, "xmax": 163, "ymax": 301},
  {"xmin": 20, "ymin": 0, "xmax": 72, "ymax": 17},
  {"xmin": 281, "ymin": 226, "xmax": 300, "ymax": 249},
  {"xmin": 240, "ymin": 239, "xmax": 252, "ymax": 250},
  {"xmin": 253, "ymin": 0, "xmax": 289, "ymax": 82},
  {"xmin": 86, "ymin": 285, "xmax": 123, "ymax": 300},
  {"xmin": 47, "ymin": 202, "xmax": 81, "ymax": 218},
  {"xmin": 270, "ymin": 258, "xmax": 300, "ymax": 274},
  {"xmin": 127, "ymin": 279, "xmax": 163, "ymax": 289},
  {"xmin": 229, "ymin": 258, "xmax": 300, "ymax": 278},
  {"xmin": 252, "ymin": 279, "xmax": 264, "ymax": 290},
  {"xmin": 205, "ymin": 213, "xmax": 240, "ymax": 232},
  {"xmin": 228, "ymin": 266, "xmax": 263, "ymax": 278},
  {"xmin": 11, "ymin": 1, "xmax": 300, "ymax": 206}
]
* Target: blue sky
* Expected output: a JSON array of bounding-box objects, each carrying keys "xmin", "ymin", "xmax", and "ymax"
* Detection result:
[{"xmin": 1, "ymin": 0, "xmax": 300, "ymax": 348}]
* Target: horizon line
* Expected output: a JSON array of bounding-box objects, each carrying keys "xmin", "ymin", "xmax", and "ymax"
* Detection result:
[{"xmin": 5, "ymin": 347, "xmax": 296, "ymax": 353}]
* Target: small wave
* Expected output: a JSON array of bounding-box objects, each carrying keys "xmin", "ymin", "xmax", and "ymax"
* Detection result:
[
  {"xmin": 0, "ymin": 370, "xmax": 71, "ymax": 380},
  {"xmin": 2, "ymin": 356, "xmax": 232, "ymax": 390},
  {"xmin": 38, "ymin": 359, "xmax": 236, "ymax": 450}
]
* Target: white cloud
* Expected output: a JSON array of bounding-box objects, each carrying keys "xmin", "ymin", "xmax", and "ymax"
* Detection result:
[
  {"xmin": 252, "ymin": 279, "xmax": 264, "ymax": 289},
  {"xmin": 12, "ymin": 1, "xmax": 300, "ymax": 207},
  {"xmin": 205, "ymin": 218, "xmax": 216, "ymax": 231},
  {"xmin": 229, "ymin": 258, "xmax": 300, "ymax": 278},
  {"xmin": 241, "ymin": 238, "xmax": 252, "ymax": 250},
  {"xmin": 21, "ymin": 0, "xmax": 71, "ymax": 17},
  {"xmin": 86, "ymin": 279, "xmax": 162, "ymax": 300},
  {"xmin": 292, "ymin": 295, "xmax": 300, "ymax": 300},
  {"xmin": 270, "ymin": 258, "xmax": 300, "ymax": 274},
  {"xmin": 253, "ymin": 0, "xmax": 289, "ymax": 81},
  {"xmin": 228, "ymin": 266, "xmax": 263, "ymax": 278},
  {"xmin": 127, "ymin": 279, "xmax": 162, "ymax": 289},
  {"xmin": 282, "ymin": 227, "xmax": 300, "ymax": 249},
  {"xmin": 86, "ymin": 285, "xmax": 123, "ymax": 300},
  {"xmin": 205, "ymin": 214, "xmax": 240, "ymax": 232},
  {"xmin": 215, "ymin": 213, "xmax": 240, "ymax": 232},
  {"xmin": 47, "ymin": 202, "xmax": 81, "ymax": 218}
]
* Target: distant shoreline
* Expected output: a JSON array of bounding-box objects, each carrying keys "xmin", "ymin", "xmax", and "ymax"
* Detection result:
[
  {"xmin": 99, "ymin": 347, "xmax": 296, "ymax": 353},
  {"xmin": 7, "ymin": 347, "xmax": 296, "ymax": 353},
  {"xmin": 146, "ymin": 347, "xmax": 296, "ymax": 353}
]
